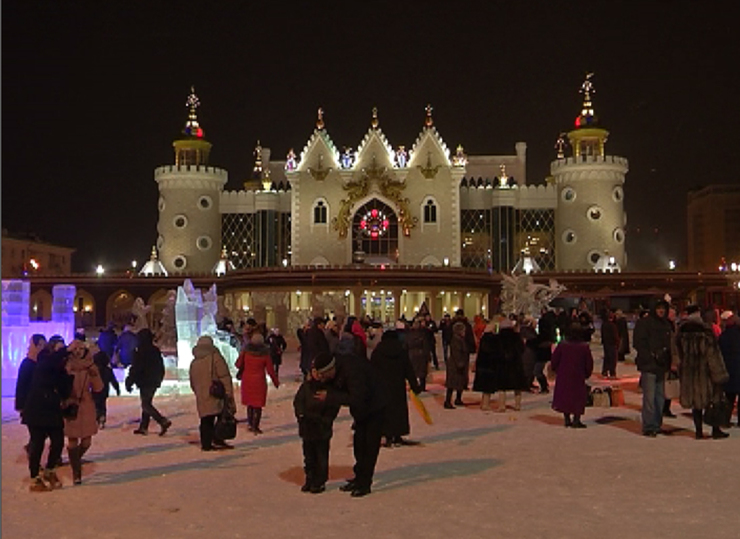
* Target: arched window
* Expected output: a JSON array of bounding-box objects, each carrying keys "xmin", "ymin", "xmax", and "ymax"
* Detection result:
[
  {"xmin": 423, "ymin": 199, "xmax": 438, "ymax": 224},
  {"xmin": 313, "ymin": 199, "xmax": 328, "ymax": 225}
]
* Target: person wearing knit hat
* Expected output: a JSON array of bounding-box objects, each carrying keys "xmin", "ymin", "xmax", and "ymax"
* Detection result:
[
  {"xmin": 293, "ymin": 352, "xmax": 341, "ymax": 494},
  {"xmin": 235, "ymin": 332, "xmax": 280, "ymax": 434},
  {"xmin": 633, "ymin": 297, "xmax": 675, "ymax": 437}
]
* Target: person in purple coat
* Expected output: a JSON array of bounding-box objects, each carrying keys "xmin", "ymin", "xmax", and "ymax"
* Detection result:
[{"xmin": 551, "ymin": 323, "xmax": 594, "ymax": 428}]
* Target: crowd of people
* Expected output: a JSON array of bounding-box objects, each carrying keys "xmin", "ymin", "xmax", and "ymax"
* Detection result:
[{"xmin": 14, "ymin": 302, "xmax": 740, "ymax": 495}]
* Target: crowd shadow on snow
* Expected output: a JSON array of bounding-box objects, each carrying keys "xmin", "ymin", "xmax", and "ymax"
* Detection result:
[
  {"xmin": 84, "ymin": 450, "xmax": 252, "ymax": 486},
  {"xmin": 373, "ymin": 458, "xmax": 502, "ymax": 492},
  {"xmin": 417, "ymin": 424, "xmax": 513, "ymax": 446}
]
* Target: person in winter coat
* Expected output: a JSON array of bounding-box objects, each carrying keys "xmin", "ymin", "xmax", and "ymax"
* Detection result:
[
  {"xmin": 519, "ymin": 318, "xmax": 539, "ymax": 391},
  {"xmin": 551, "ymin": 323, "xmax": 594, "ymax": 428},
  {"xmin": 22, "ymin": 336, "xmax": 70, "ymax": 492},
  {"xmin": 490, "ymin": 319, "xmax": 527, "ymax": 412},
  {"xmin": 676, "ymin": 305, "xmax": 730, "ymax": 439},
  {"xmin": 444, "ymin": 320, "xmax": 471, "ymax": 409},
  {"xmin": 719, "ymin": 312, "xmax": 740, "ymax": 427},
  {"xmin": 266, "ymin": 328, "xmax": 287, "ymax": 376},
  {"xmin": 439, "ymin": 313, "xmax": 453, "ymax": 363},
  {"xmin": 349, "ymin": 316, "xmax": 369, "ymax": 360},
  {"xmin": 633, "ymin": 299, "xmax": 674, "ymax": 437},
  {"xmin": 236, "ymin": 333, "xmax": 279, "ymax": 434},
  {"xmin": 189, "ymin": 336, "xmax": 236, "ymax": 451},
  {"xmin": 96, "ymin": 322, "xmax": 118, "ymax": 359},
  {"xmin": 424, "ymin": 314, "xmax": 440, "ymax": 370},
  {"xmin": 90, "ymin": 343, "xmax": 119, "ymax": 428},
  {"xmin": 15, "ymin": 334, "xmax": 47, "ymax": 456},
  {"xmin": 615, "ymin": 309, "xmax": 630, "ymax": 362},
  {"xmin": 324, "ymin": 320, "xmax": 340, "ymax": 355},
  {"xmin": 371, "ymin": 330, "xmax": 422, "ymax": 447},
  {"xmin": 300, "ymin": 318, "xmax": 330, "ymax": 377},
  {"xmin": 293, "ymin": 352, "xmax": 342, "ymax": 494},
  {"xmin": 600, "ymin": 309, "xmax": 620, "ymax": 379},
  {"xmin": 63, "ymin": 340, "xmax": 104, "ymax": 485},
  {"xmin": 126, "ymin": 329, "xmax": 171, "ymax": 436},
  {"xmin": 114, "ymin": 324, "xmax": 138, "ymax": 367},
  {"xmin": 319, "ymin": 332, "xmax": 387, "ymax": 497},
  {"xmin": 473, "ymin": 321, "xmax": 498, "ymax": 410},
  {"xmin": 407, "ymin": 318, "xmax": 432, "ymax": 392}
]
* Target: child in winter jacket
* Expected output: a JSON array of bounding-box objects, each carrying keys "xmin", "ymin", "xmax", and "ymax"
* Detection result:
[{"xmin": 293, "ymin": 352, "xmax": 341, "ymax": 494}]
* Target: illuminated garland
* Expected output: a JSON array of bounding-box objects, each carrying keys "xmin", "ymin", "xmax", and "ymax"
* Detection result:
[{"xmin": 359, "ymin": 208, "xmax": 390, "ymax": 239}]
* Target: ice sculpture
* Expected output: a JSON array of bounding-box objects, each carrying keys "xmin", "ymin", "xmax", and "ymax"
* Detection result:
[
  {"xmin": 201, "ymin": 284, "xmax": 218, "ymax": 336},
  {"xmin": 175, "ymin": 279, "xmax": 202, "ymax": 369},
  {"xmin": 131, "ymin": 297, "xmax": 151, "ymax": 332}
]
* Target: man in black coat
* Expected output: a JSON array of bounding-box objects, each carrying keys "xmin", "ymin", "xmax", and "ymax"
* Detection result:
[
  {"xmin": 633, "ymin": 299, "xmax": 674, "ymax": 437},
  {"xmin": 600, "ymin": 309, "xmax": 620, "ymax": 378},
  {"xmin": 320, "ymin": 333, "xmax": 387, "ymax": 497},
  {"xmin": 370, "ymin": 330, "xmax": 422, "ymax": 447},
  {"xmin": 439, "ymin": 313, "xmax": 453, "ymax": 363},
  {"xmin": 301, "ymin": 317, "xmax": 330, "ymax": 377},
  {"xmin": 15, "ymin": 334, "xmax": 47, "ymax": 454},
  {"xmin": 125, "ymin": 329, "xmax": 171, "ymax": 436}
]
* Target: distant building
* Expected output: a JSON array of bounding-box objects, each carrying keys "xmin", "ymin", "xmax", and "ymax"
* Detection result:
[
  {"xmin": 1, "ymin": 230, "xmax": 75, "ymax": 278},
  {"xmin": 154, "ymin": 76, "xmax": 628, "ymax": 279},
  {"xmin": 687, "ymin": 184, "xmax": 740, "ymax": 271}
]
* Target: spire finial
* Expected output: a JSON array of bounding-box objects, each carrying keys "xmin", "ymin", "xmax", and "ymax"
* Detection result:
[
  {"xmin": 183, "ymin": 86, "xmax": 204, "ymax": 138},
  {"xmin": 425, "ymin": 104, "xmax": 433, "ymax": 127},
  {"xmin": 580, "ymin": 72, "xmax": 595, "ymax": 108},
  {"xmin": 253, "ymin": 140, "xmax": 263, "ymax": 177},
  {"xmin": 371, "ymin": 107, "xmax": 379, "ymax": 129},
  {"xmin": 555, "ymin": 133, "xmax": 567, "ymax": 158},
  {"xmin": 498, "ymin": 164, "xmax": 509, "ymax": 188},
  {"xmin": 150, "ymin": 245, "xmax": 158, "ymax": 260},
  {"xmin": 316, "ymin": 107, "xmax": 325, "ymax": 130}
]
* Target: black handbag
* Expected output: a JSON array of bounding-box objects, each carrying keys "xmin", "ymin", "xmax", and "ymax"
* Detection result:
[
  {"xmin": 61, "ymin": 402, "xmax": 80, "ymax": 420},
  {"xmin": 209, "ymin": 355, "xmax": 227, "ymax": 400},
  {"xmin": 704, "ymin": 396, "xmax": 729, "ymax": 427},
  {"xmin": 214, "ymin": 407, "xmax": 237, "ymax": 440}
]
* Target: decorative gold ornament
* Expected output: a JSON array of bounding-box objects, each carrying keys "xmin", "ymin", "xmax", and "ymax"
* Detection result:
[
  {"xmin": 308, "ymin": 153, "xmax": 332, "ymax": 182},
  {"xmin": 452, "ymin": 144, "xmax": 468, "ymax": 167},
  {"xmin": 425, "ymin": 104, "xmax": 433, "ymax": 127},
  {"xmin": 555, "ymin": 133, "xmax": 567, "ymax": 158},
  {"xmin": 316, "ymin": 107, "xmax": 325, "ymax": 130},
  {"xmin": 417, "ymin": 151, "xmax": 441, "ymax": 179},
  {"xmin": 332, "ymin": 155, "xmax": 418, "ymax": 238},
  {"xmin": 371, "ymin": 107, "xmax": 379, "ymax": 129}
]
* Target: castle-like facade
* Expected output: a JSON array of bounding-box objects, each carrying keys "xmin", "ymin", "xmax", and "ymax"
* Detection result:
[{"xmin": 153, "ymin": 77, "xmax": 628, "ymax": 279}]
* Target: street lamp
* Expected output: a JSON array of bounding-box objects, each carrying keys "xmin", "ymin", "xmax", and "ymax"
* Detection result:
[
  {"xmin": 668, "ymin": 260, "xmax": 676, "ymax": 271},
  {"xmin": 95, "ymin": 264, "xmax": 105, "ymax": 276},
  {"xmin": 131, "ymin": 260, "xmax": 137, "ymax": 269}
]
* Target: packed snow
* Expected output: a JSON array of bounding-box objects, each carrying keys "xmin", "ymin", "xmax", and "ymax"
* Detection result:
[{"xmin": 2, "ymin": 346, "xmax": 738, "ymax": 539}]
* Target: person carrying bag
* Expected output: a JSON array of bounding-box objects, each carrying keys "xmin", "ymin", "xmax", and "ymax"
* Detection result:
[{"xmin": 189, "ymin": 336, "xmax": 236, "ymax": 451}]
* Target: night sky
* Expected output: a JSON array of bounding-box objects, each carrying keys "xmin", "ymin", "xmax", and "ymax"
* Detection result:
[{"xmin": 3, "ymin": 1, "xmax": 739, "ymax": 272}]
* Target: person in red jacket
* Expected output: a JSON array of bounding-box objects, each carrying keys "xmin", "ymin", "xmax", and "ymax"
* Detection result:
[{"xmin": 236, "ymin": 333, "xmax": 279, "ymax": 433}]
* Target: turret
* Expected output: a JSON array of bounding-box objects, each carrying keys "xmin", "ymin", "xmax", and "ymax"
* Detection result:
[
  {"xmin": 155, "ymin": 87, "xmax": 227, "ymax": 273},
  {"xmin": 551, "ymin": 74, "xmax": 628, "ymax": 271}
]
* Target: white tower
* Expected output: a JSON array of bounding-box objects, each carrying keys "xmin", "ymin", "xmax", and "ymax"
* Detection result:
[
  {"xmin": 551, "ymin": 74, "xmax": 628, "ymax": 271},
  {"xmin": 155, "ymin": 88, "xmax": 227, "ymax": 274}
]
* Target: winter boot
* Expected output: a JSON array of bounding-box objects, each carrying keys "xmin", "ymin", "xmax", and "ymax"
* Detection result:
[
  {"xmin": 514, "ymin": 392, "xmax": 522, "ymax": 411},
  {"xmin": 68, "ymin": 447, "xmax": 83, "ymax": 485},
  {"xmin": 252, "ymin": 408, "xmax": 263, "ymax": 434},
  {"xmin": 480, "ymin": 393, "xmax": 492, "ymax": 411},
  {"xmin": 43, "ymin": 468, "xmax": 63, "ymax": 490},
  {"xmin": 497, "ymin": 392, "xmax": 506, "ymax": 413},
  {"xmin": 247, "ymin": 406, "xmax": 254, "ymax": 431},
  {"xmin": 29, "ymin": 475, "xmax": 52, "ymax": 492},
  {"xmin": 454, "ymin": 390, "xmax": 464, "ymax": 406}
]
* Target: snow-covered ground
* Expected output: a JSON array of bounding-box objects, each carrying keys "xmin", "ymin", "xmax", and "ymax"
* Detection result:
[{"xmin": 2, "ymin": 345, "xmax": 738, "ymax": 539}]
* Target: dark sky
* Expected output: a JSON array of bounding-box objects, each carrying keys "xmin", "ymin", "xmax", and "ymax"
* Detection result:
[{"xmin": 3, "ymin": 1, "xmax": 739, "ymax": 272}]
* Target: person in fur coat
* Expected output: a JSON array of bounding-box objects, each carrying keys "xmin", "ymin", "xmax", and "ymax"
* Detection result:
[
  {"xmin": 676, "ymin": 305, "xmax": 730, "ymax": 439},
  {"xmin": 189, "ymin": 336, "xmax": 236, "ymax": 450},
  {"xmin": 64, "ymin": 340, "xmax": 104, "ymax": 485}
]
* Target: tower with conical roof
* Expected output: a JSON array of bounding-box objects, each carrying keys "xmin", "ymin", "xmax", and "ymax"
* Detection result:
[
  {"xmin": 550, "ymin": 74, "xmax": 628, "ymax": 271},
  {"xmin": 154, "ymin": 87, "xmax": 228, "ymax": 273}
]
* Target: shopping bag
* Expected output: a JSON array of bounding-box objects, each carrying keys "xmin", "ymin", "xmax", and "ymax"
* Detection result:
[{"xmin": 664, "ymin": 375, "xmax": 681, "ymax": 400}]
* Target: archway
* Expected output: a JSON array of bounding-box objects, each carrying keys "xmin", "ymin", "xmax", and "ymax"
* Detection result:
[
  {"xmin": 352, "ymin": 199, "xmax": 399, "ymax": 265},
  {"xmin": 74, "ymin": 289, "xmax": 96, "ymax": 329},
  {"xmin": 30, "ymin": 289, "xmax": 53, "ymax": 321},
  {"xmin": 106, "ymin": 289, "xmax": 135, "ymax": 327}
]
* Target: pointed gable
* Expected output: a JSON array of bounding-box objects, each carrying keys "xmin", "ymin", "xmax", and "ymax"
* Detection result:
[
  {"xmin": 354, "ymin": 127, "xmax": 396, "ymax": 170},
  {"xmin": 297, "ymin": 128, "xmax": 341, "ymax": 172},
  {"xmin": 408, "ymin": 126, "xmax": 452, "ymax": 169}
]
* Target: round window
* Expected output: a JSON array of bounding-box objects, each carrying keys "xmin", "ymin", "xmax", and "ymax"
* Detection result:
[
  {"xmin": 562, "ymin": 229, "xmax": 577, "ymax": 244},
  {"xmin": 613, "ymin": 228, "xmax": 625, "ymax": 244},
  {"xmin": 173, "ymin": 255, "xmax": 187, "ymax": 270},
  {"xmin": 173, "ymin": 214, "xmax": 188, "ymax": 229},
  {"xmin": 561, "ymin": 187, "xmax": 576, "ymax": 203},
  {"xmin": 612, "ymin": 186, "xmax": 624, "ymax": 202},
  {"xmin": 156, "ymin": 236, "xmax": 164, "ymax": 250},
  {"xmin": 158, "ymin": 197, "xmax": 166, "ymax": 212},
  {"xmin": 196, "ymin": 235, "xmax": 212, "ymax": 251},
  {"xmin": 587, "ymin": 206, "xmax": 603, "ymax": 221},
  {"xmin": 588, "ymin": 251, "xmax": 602, "ymax": 265},
  {"xmin": 197, "ymin": 195, "xmax": 212, "ymax": 211}
]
